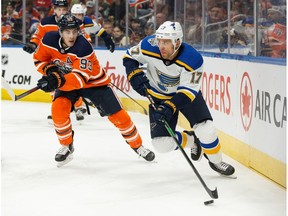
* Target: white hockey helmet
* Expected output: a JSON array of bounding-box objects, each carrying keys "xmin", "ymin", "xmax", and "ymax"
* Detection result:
[
  {"xmin": 155, "ymin": 21, "xmax": 183, "ymax": 47},
  {"xmin": 71, "ymin": 4, "xmax": 85, "ymax": 15}
]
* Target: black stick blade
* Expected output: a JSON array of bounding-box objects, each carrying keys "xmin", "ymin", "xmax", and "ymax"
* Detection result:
[{"xmin": 208, "ymin": 187, "xmax": 218, "ymax": 199}]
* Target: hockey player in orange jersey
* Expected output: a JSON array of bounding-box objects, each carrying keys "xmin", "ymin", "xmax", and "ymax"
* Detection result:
[
  {"xmin": 33, "ymin": 14, "xmax": 155, "ymax": 167},
  {"xmin": 23, "ymin": 0, "xmax": 114, "ymax": 53},
  {"xmin": 23, "ymin": 0, "xmax": 115, "ymax": 122}
]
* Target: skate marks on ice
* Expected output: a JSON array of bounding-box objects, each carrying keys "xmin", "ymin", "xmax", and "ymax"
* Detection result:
[{"xmin": 1, "ymin": 101, "xmax": 286, "ymax": 216}]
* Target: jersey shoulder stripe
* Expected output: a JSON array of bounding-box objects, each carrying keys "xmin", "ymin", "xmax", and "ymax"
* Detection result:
[
  {"xmin": 140, "ymin": 35, "xmax": 162, "ymax": 60},
  {"xmin": 175, "ymin": 43, "xmax": 203, "ymax": 72},
  {"xmin": 41, "ymin": 15, "xmax": 57, "ymax": 26},
  {"xmin": 83, "ymin": 16, "xmax": 94, "ymax": 26},
  {"xmin": 69, "ymin": 36, "xmax": 93, "ymax": 57},
  {"xmin": 42, "ymin": 31, "xmax": 61, "ymax": 49},
  {"xmin": 42, "ymin": 32, "xmax": 93, "ymax": 57}
]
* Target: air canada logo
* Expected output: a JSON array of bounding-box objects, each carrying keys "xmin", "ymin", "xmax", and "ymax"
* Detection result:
[
  {"xmin": 240, "ymin": 72, "xmax": 253, "ymax": 131},
  {"xmin": 2, "ymin": 54, "xmax": 8, "ymax": 65}
]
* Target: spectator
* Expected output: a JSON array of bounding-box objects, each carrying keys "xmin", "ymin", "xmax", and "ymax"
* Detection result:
[
  {"xmin": 205, "ymin": 4, "xmax": 227, "ymax": 45},
  {"xmin": 98, "ymin": 0, "xmax": 111, "ymax": 20},
  {"xmin": 3, "ymin": 2, "xmax": 19, "ymax": 21},
  {"xmin": 130, "ymin": 29, "xmax": 145, "ymax": 45},
  {"xmin": 96, "ymin": 20, "xmax": 114, "ymax": 48},
  {"xmin": 130, "ymin": 18, "xmax": 143, "ymax": 32},
  {"xmin": 38, "ymin": 7, "xmax": 49, "ymax": 20},
  {"xmin": 2, "ymin": 2, "xmax": 19, "ymax": 43},
  {"xmin": 11, "ymin": 0, "xmax": 22, "ymax": 13},
  {"xmin": 18, "ymin": 0, "xmax": 40, "ymax": 21},
  {"xmin": 86, "ymin": 1, "xmax": 96, "ymax": 20},
  {"xmin": 34, "ymin": 0, "xmax": 51, "ymax": 9},
  {"xmin": 102, "ymin": 20, "xmax": 114, "ymax": 35},
  {"xmin": 267, "ymin": 5, "xmax": 286, "ymax": 25},
  {"xmin": 113, "ymin": 25, "xmax": 130, "ymax": 47},
  {"xmin": 261, "ymin": 6, "xmax": 286, "ymax": 58},
  {"xmin": 108, "ymin": 0, "xmax": 126, "ymax": 26},
  {"xmin": 155, "ymin": 12, "xmax": 167, "ymax": 28},
  {"xmin": 144, "ymin": 22, "xmax": 154, "ymax": 36}
]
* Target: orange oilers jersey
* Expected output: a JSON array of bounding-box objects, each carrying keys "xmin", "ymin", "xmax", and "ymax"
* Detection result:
[
  {"xmin": 33, "ymin": 31, "xmax": 110, "ymax": 91},
  {"xmin": 30, "ymin": 15, "xmax": 91, "ymax": 45}
]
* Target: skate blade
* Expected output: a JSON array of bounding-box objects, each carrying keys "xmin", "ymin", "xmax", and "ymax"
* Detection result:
[
  {"xmin": 57, "ymin": 154, "xmax": 73, "ymax": 168},
  {"xmin": 219, "ymin": 173, "xmax": 237, "ymax": 179},
  {"xmin": 137, "ymin": 156, "xmax": 157, "ymax": 163},
  {"xmin": 47, "ymin": 119, "xmax": 53, "ymax": 125}
]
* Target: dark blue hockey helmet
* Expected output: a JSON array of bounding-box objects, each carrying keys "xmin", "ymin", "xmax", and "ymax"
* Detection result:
[
  {"xmin": 58, "ymin": 14, "xmax": 81, "ymax": 31},
  {"xmin": 52, "ymin": 0, "xmax": 68, "ymax": 7}
]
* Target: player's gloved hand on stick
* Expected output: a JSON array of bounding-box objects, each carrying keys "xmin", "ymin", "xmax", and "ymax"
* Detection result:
[
  {"xmin": 100, "ymin": 31, "xmax": 115, "ymax": 53},
  {"xmin": 153, "ymin": 101, "xmax": 176, "ymax": 123},
  {"xmin": 128, "ymin": 69, "xmax": 151, "ymax": 96},
  {"xmin": 23, "ymin": 42, "xmax": 37, "ymax": 54},
  {"xmin": 37, "ymin": 72, "xmax": 65, "ymax": 92}
]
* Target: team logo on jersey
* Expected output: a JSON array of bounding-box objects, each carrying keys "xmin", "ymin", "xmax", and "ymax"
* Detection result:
[
  {"xmin": 148, "ymin": 38, "xmax": 157, "ymax": 46},
  {"xmin": 156, "ymin": 67, "xmax": 179, "ymax": 92},
  {"xmin": 54, "ymin": 60, "xmax": 72, "ymax": 74}
]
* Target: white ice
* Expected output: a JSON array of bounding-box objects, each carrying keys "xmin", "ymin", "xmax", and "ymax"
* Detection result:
[{"xmin": 1, "ymin": 100, "xmax": 286, "ymax": 216}]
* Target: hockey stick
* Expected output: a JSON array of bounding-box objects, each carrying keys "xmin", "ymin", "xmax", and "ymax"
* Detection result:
[
  {"xmin": 110, "ymin": 82, "xmax": 148, "ymax": 115},
  {"xmin": 3, "ymin": 35, "xmax": 26, "ymax": 45},
  {"xmin": 1, "ymin": 77, "xmax": 40, "ymax": 101},
  {"xmin": 146, "ymin": 93, "xmax": 218, "ymax": 199},
  {"xmin": 1, "ymin": 77, "xmax": 16, "ymax": 100}
]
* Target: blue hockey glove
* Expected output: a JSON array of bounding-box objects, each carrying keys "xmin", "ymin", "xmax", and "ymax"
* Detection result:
[
  {"xmin": 37, "ymin": 72, "xmax": 65, "ymax": 92},
  {"xmin": 100, "ymin": 31, "xmax": 115, "ymax": 53},
  {"xmin": 153, "ymin": 101, "xmax": 176, "ymax": 123},
  {"xmin": 127, "ymin": 69, "xmax": 151, "ymax": 96}
]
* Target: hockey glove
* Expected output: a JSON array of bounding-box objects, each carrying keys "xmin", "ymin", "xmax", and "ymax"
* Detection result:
[
  {"xmin": 23, "ymin": 42, "xmax": 37, "ymax": 54},
  {"xmin": 127, "ymin": 69, "xmax": 151, "ymax": 96},
  {"xmin": 37, "ymin": 72, "xmax": 65, "ymax": 92},
  {"xmin": 153, "ymin": 101, "xmax": 176, "ymax": 123},
  {"xmin": 43, "ymin": 62, "xmax": 60, "ymax": 75},
  {"xmin": 100, "ymin": 31, "xmax": 115, "ymax": 53}
]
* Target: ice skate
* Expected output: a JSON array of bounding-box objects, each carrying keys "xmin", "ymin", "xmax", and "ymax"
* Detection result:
[
  {"xmin": 208, "ymin": 160, "xmax": 235, "ymax": 176},
  {"xmin": 47, "ymin": 115, "xmax": 53, "ymax": 125},
  {"xmin": 184, "ymin": 130, "xmax": 202, "ymax": 161},
  {"xmin": 204, "ymin": 154, "xmax": 235, "ymax": 176},
  {"xmin": 133, "ymin": 146, "xmax": 155, "ymax": 162},
  {"xmin": 55, "ymin": 143, "xmax": 74, "ymax": 168},
  {"xmin": 74, "ymin": 107, "xmax": 85, "ymax": 121}
]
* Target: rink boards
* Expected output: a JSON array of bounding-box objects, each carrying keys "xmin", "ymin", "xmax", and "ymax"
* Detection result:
[{"xmin": 1, "ymin": 47, "xmax": 286, "ymax": 187}]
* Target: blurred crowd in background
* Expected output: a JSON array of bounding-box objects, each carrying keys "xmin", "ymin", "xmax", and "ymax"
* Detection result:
[{"xmin": 1, "ymin": 0, "xmax": 287, "ymax": 58}]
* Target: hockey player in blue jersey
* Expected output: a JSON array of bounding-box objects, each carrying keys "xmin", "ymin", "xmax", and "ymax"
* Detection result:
[
  {"xmin": 123, "ymin": 21, "xmax": 235, "ymax": 176},
  {"xmin": 70, "ymin": 3, "xmax": 114, "ymax": 52}
]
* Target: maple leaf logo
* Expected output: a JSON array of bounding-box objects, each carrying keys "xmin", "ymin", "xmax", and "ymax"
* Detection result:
[
  {"xmin": 240, "ymin": 72, "xmax": 253, "ymax": 131},
  {"xmin": 242, "ymin": 82, "xmax": 251, "ymax": 117}
]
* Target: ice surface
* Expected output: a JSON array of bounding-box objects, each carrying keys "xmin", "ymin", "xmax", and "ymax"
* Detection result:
[{"xmin": 1, "ymin": 100, "xmax": 286, "ymax": 216}]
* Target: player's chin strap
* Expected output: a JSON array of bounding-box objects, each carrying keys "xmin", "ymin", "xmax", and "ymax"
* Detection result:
[{"xmin": 145, "ymin": 87, "xmax": 218, "ymax": 199}]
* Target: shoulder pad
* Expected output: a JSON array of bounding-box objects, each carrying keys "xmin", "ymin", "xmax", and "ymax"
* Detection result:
[
  {"xmin": 175, "ymin": 43, "xmax": 203, "ymax": 72},
  {"xmin": 140, "ymin": 35, "xmax": 161, "ymax": 59},
  {"xmin": 42, "ymin": 31, "xmax": 60, "ymax": 47},
  {"xmin": 41, "ymin": 15, "xmax": 58, "ymax": 25},
  {"xmin": 83, "ymin": 16, "xmax": 94, "ymax": 26},
  {"xmin": 70, "ymin": 35, "xmax": 93, "ymax": 57}
]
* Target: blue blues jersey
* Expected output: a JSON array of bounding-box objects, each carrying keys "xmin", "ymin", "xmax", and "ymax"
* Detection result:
[{"xmin": 123, "ymin": 35, "xmax": 204, "ymax": 102}]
